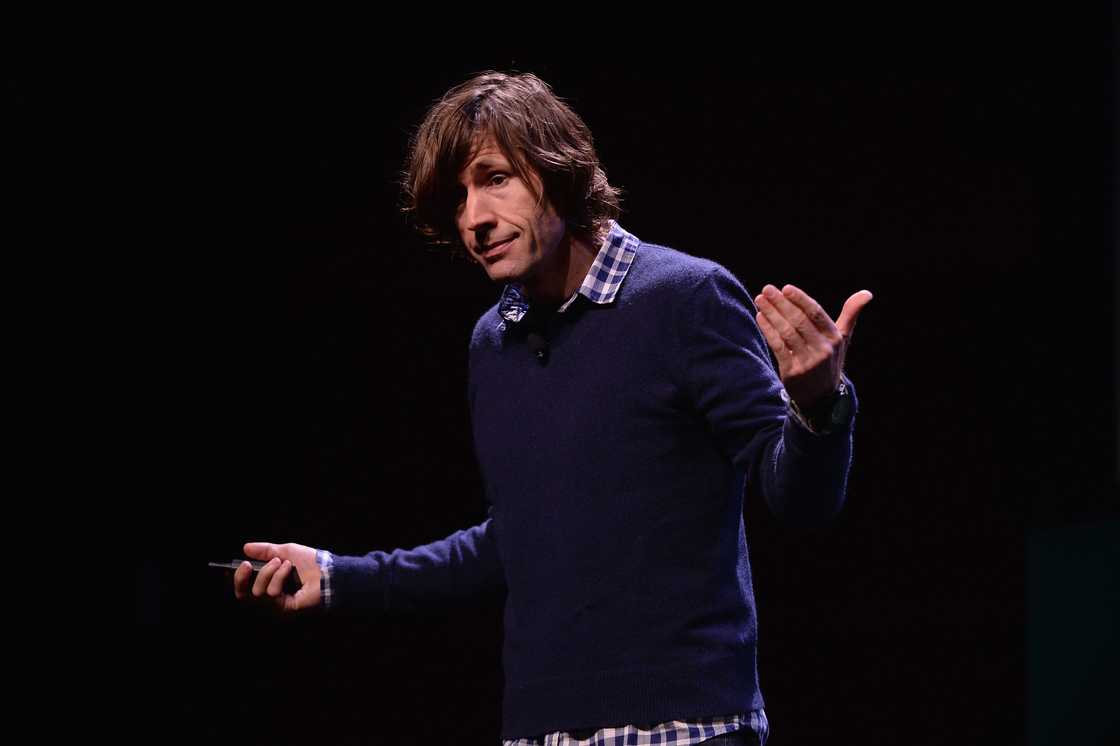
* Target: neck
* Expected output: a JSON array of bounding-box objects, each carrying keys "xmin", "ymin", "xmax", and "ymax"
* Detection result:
[{"xmin": 522, "ymin": 229, "xmax": 600, "ymax": 305}]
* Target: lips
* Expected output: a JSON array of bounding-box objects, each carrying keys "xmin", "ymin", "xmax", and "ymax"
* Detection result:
[{"xmin": 480, "ymin": 235, "xmax": 516, "ymax": 258}]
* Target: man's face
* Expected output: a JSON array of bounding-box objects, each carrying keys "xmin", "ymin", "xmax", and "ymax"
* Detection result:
[{"xmin": 456, "ymin": 135, "xmax": 567, "ymax": 287}]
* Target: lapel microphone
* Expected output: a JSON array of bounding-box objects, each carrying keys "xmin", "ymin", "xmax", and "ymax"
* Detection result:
[
  {"xmin": 521, "ymin": 302, "xmax": 556, "ymax": 366},
  {"xmin": 526, "ymin": 331, "xmax": 549, "ymax": 365}
]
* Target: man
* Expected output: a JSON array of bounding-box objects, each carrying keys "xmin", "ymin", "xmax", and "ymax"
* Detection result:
[{"xmin": 235, "ymin": 71, "xmax": 872, "ymax": 745}]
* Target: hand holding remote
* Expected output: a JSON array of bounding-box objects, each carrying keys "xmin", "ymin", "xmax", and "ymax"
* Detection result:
[{"xmin": 232, "ymin": 541, "xmax": 322, "ymax": 613}]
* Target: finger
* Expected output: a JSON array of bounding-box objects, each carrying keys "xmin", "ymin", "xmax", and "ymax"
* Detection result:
[
  {"xmin": 780, "ymin": 284, "xmax": 842, "ymax": 343},
  {"xmin": 244, "ymin": 542, "xmax": 278, "ymax": 561},
  {"xmin": 835, "ymin": 290, "xmax": 874, "ymax": 339},
  {"xmin": 281, "ymin": 587, "xmax": 307, "ymax": 613},
  {"xmin": 267, "ymin": 560, "xmax": 292, "ymax": 598},
  {"xmin": 252, "ymin": 557, "xmax": 282, "ymax": 597},
  {"xmin": 756, "ymin": 310, "xmax": 793, "ymax": 364},
  {"xmin": 755, "ymin": 287, "xmax": 808, "ymax": 353},
  {"xmin": 233, "ymin": 560, "xmax": 253, "ymax": 600},
  {"xmin": 763, "ymin": 284, "xmax": 829, "ymax": 347}
]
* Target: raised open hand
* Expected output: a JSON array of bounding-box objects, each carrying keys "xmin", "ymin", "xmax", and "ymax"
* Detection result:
[{"xmin": 754, "ymin": 284, "xmax": 873, "ymax": 410}]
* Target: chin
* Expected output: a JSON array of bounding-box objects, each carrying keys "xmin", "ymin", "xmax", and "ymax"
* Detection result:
[{"xmin": 483, "ymin": 260, "xmax": 526, "ymax": 285}]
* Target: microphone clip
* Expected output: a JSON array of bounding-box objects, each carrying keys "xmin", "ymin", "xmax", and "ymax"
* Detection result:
[{"xmin": 526, "ymin": 331, "xmax": 549, "ymax": 365}]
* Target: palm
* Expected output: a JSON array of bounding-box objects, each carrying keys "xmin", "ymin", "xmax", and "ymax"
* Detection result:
[{"xmin": 754, "ymin": 284, "xmax": 872, "ymax": 409}]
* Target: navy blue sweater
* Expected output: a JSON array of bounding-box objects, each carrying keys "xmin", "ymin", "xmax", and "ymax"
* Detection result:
[{"xmin": 328, "ymin": 240, "xmax": 856, "ymax": 738}]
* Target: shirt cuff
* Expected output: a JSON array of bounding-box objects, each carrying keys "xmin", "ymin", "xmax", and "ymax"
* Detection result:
[{"xmin": 316, "ymin": 549, "xmax": 334, "ymax": 610}]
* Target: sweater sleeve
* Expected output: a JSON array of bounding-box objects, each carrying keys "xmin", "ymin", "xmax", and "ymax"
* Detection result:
[
  {"xmin": 679, "ymin": 266, "xmax": 858, "ymax": 525},
  {"xmin": 321, "ymin": 510, "xmax": 506, "ymax": 613}
]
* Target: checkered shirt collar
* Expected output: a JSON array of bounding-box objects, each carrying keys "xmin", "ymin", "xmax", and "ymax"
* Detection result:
[{"xmin": 497, "ymin": 221, "xmax": 639, "ymax": 324}]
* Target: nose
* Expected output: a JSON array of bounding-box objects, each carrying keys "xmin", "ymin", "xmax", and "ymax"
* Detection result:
[{"xmin": 460, "ymin": 187, "xmax": 497, "ymax": 235}]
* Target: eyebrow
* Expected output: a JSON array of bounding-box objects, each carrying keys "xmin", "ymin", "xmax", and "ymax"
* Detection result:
[
  {"xmin": 458, "ymin": 156, "xmax": 510, "ymax": 188},
  {"xmin": 466, "ymin": 157, "xmax": 507, "ymax": 174}
]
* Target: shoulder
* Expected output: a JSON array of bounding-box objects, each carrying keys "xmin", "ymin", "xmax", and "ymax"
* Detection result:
[{"xmin": 625, "ymin": 240, "xmax": 749, "ymax": 305}]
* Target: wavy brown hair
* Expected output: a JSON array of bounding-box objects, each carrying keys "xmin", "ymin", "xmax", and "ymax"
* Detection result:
[{"xmin": 402, "ymin": 71, "xmax": 622, "ymax": 251}]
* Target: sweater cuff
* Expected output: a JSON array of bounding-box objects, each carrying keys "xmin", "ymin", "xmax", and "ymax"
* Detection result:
[{"xmin": 317, "ymin": 551, "xmax": 394, "ymax": 613}]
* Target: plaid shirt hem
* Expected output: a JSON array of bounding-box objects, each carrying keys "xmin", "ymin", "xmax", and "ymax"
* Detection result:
[{"xmin": 502, "ymin": 709, "xmax": 768, "ymax": 745}]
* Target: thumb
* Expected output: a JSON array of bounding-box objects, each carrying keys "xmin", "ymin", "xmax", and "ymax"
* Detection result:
[
  {"xmin": 835, "ymin": 290, "xmax": 873, "ymax": 339},
  {"xmin": 243, "ymin": 542, "xmax": 279, "ymax": 561}
]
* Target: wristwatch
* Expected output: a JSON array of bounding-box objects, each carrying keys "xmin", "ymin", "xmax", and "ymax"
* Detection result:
[{"xmin": 789, "ymin": 380, "xmax": 854, "ymax": 435}]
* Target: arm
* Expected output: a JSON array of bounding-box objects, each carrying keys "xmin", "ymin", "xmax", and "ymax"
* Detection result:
[
  {"xmin": 321, "ymin": 512, "xmax": 505, "ymax": 613},
  {"xmin": 680, "ymin": 267, "xmax": 869, "ymax": 525},
  {"xmin": 234, "ymin": 512, "xmax": 505, "ymax": 615}
]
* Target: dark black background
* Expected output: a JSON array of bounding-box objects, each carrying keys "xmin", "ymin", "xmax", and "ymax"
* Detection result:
[{"xmin": 68, "ymin": 12, "xmax": 1118, "ymax": 745}]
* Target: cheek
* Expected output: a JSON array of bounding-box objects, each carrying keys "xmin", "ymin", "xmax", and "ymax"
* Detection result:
[{"xmin": 541, "ymin": 211, "xmax": 566, "ymax": 248}]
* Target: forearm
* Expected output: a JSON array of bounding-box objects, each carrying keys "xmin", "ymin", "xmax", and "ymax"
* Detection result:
[
  {"xmin": 319, "ymin": 518, "xmax": 505, "ymax": 613},
  {"xmin": 757, "ymin": 387, "xmax": 856, "ymax": 526}
]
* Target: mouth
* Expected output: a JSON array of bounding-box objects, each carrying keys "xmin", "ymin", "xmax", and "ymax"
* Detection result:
[{"xmin": 479, "ymin": 235, "xmax": 516, "ymax": 258}]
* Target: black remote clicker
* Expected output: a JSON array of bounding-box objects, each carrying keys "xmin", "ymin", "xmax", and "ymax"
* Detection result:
[{"xmin": 209, "ymin": 560, "xmax": 303, "ymax": 595}]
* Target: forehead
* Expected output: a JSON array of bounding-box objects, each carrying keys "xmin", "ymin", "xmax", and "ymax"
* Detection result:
[{"xmin": 458, "ymin": 135, "xmax": 513, "ymax": 181}]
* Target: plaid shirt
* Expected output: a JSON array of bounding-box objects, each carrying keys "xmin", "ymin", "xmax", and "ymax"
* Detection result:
[{"xmin": 498, "ymin": 222, "xmax": 768, "ymax": 746}]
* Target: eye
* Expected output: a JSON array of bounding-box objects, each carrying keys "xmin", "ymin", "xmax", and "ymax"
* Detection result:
[{"xmin": 488, "ymin": 172, "xmax": 509, "ymax": 187}]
